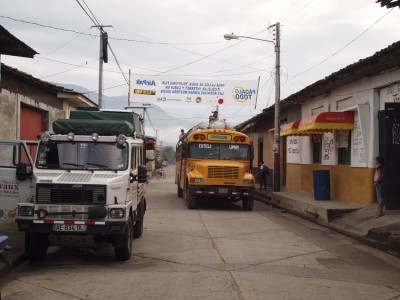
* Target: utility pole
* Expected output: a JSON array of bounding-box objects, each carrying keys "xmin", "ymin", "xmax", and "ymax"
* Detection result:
[
  {"xmin": 273, "ymin": 22, "xmax": 281, "ymax": 192},
  {"xmin": 93, "ymin": 25, "xmax": 112, "ymax": 109}
]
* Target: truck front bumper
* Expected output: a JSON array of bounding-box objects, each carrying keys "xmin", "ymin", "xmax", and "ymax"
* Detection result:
[{"xmin": 16, "ymin": 219, "xmax": 127, "ymax": 235}]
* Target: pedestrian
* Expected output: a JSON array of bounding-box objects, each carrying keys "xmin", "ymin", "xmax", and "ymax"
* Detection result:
[
  {"xmin": 179, "ymin": 129, "xmax": 185, "ymax": 140},
  {"xmin": 209, "ymin": 110, "xmax": 219, "ymax": 122},
  {"xmin": 374, "ymin": 156, "xmax": 385, "ymax": 218},
  {"xmin": 259, "ymin": 161, "xmax": 268, "ymax": 190}
]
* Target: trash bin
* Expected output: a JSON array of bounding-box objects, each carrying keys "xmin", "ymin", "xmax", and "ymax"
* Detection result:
[{"xmin": 313, "ymin": 170, "xmax": 330, "ymax": 200}]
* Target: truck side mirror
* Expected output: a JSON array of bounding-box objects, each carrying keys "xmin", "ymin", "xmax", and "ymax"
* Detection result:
[
  {"xmin": 137, "ymin": 165, "xmax": 147, "ymax": 183},
  {"xmin": 130, "ymin": 165, "xmax": 148, "ymax": 183},
  {"xmin": 16, "ymin": 163, "xmax": 32, "ymax": 181}
]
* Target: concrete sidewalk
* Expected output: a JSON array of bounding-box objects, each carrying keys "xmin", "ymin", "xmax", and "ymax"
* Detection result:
[
  {"xmin": 0, "ymin": 217, "xmax": 25, "ymax": 276},
  {"xmin": 255, "ymin": 189, "xmax": 400, "ymax": 258}
]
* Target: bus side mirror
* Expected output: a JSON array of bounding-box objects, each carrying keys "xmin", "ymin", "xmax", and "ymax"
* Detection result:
[
  {"xmin": 181, "ymin": 144, "xmax": 188, "ymax": 159},
  {"xmin": 250, "ymin": 146, "xmax": 254, "ymax": 161}
]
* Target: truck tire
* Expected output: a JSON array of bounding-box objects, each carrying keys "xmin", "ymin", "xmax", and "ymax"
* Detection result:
[
  {"xmin": 133, "ymin": 203, "xmax": 144, "ymax": 238},
  {"xmin": 25, "ymin": 232, "xmax": 49, "ymax": 262},
  {"xmin": 242, "ymin": 196, "xmax": 254, "ymax": 211},
  {"xmin": 114, "ymin": 217, "xmax": 133, "ymax": 261},
  {"xmin": 187, "ymin": 193, "xmax": 197, "ymax": 209},
  {"xmin": 177, "ymin": 184, "xmax": 183, "ymax": 198}
]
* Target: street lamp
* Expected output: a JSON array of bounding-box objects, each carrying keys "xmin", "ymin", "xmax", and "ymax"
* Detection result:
[{"xmin": 224, "ymin": 23, "xmax": 281, "ymax": 192}]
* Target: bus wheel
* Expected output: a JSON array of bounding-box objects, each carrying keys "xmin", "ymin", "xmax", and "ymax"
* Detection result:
[
  {"xmin": 177, "ymin": 184, "xmax": 183, "ymax": 198},
  {"xmin": 242, "ymin": 196, "xmax": 254, "ymax": 211},
  {"xmin": 188, "ymin": 193, "xmax": 197, "ymax": 209}
]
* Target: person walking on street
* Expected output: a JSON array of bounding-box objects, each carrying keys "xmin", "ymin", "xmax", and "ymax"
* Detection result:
[
  {"xmin": 259, "ymin": 161, "xmax": 268, "ymax": 190},
  {"xmin": 374, "ymin": 156, "xmax": 385, "ymax": 218}
]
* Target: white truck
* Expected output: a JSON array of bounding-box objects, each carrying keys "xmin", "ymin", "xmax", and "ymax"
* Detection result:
[{"xmin": 0, "ymin": 109, "xmax": 147, "ymax": 261}]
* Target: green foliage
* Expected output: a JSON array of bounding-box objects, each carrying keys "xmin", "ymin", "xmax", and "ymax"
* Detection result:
[{"xmin": 161, "ymin": 146, "xmax": 176, "ymax": 164}]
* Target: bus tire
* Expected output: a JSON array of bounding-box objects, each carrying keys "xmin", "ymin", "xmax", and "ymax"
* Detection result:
[
  {"xmin": 242, "ymin": 196, "xmax": 254, "ymax": 211},
  {"xmin": 177, "ymin": 184, "xmax": 183, "ymax": 198},
  {"xmin": 188, "ymin": 194, "xmax": 197, "ymax": 209}
]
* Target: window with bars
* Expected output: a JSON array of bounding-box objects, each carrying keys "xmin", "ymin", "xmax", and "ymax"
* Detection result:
[
  {"xmin": 312, "ymin": 142, "xmax": 322, "ymax": 163},
  {"xmin": 337, "ymin": 131, "xmax": 351, "ymax": 165}
]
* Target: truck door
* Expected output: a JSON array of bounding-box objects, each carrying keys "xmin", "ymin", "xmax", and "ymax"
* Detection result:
[
  {"xmin": 0, "ymin": 141, "xmax": 36, "ymax": 214},
  {"xmin": 130, "ymin": 145, "xmax": 139, "ymax": 205}
]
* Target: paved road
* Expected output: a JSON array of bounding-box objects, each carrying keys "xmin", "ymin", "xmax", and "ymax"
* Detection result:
[{"xmin": 1, "ymin": 165, "xmax": 400, "ymax": 299}]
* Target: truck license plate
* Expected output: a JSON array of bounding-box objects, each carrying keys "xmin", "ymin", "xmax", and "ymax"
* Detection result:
[
  {"xmin": 219, "ymin": 188, "xmax": 228, "ymax": 193},
  {"xmin": 53, "ymin": 224, "xmax": 87, "ymax": 232}
]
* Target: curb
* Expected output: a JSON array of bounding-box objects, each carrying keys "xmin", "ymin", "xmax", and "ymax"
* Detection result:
[{"xmin": 254, "ymin": 192, "xmax": 400, "ymax": 259}]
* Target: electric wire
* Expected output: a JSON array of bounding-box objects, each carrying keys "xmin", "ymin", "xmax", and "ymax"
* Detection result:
[{"xmin": 294, "ymin": 8, "xmax": 394, "ymax": 77}]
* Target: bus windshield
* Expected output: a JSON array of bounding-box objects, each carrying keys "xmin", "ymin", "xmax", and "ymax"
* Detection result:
[
  {"xmin": 36, "ymin": 141, "xmax": 128, "ymax": 171},
  {"xmin": 188, "ymin": 143, "xmax": 249, "ymax": 160}
]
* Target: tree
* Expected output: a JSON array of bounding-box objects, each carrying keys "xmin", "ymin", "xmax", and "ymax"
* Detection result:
[{"xmin": 161, "ymin": 146, "xmax": 176, "ymax": 164}]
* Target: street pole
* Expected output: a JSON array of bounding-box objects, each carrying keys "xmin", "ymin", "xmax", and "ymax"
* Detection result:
[
  {"xmin": 98, "ymin": 28, "xmax": 104, "ymax": 109},
  {"xmin": 273, "ymin": 22, "xmax": 281, "ymax": 192},
  {"xmin": 223, "ymin": 26, "xmax": 281, "ymax": 191}
]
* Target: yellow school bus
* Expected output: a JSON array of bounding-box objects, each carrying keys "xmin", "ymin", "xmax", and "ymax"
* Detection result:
[{"xmin": 176, "ymin": 128, "xmax": 255, "ymax": 210}]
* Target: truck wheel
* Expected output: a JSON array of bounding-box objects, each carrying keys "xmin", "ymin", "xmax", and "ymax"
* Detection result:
[
  {"xmin": 242, "ymin": 196, "xmax": 254, "ymax": 211},
  {"xmin": 188, "ymin": 193, "xmax": 197, "ymax": 209},
  {"xmin": 25, "ymin": 232, "xmax": 49, "ymax": 262},
  {"xmin": 114, "ymin": 217, "xmax": 133, "ymax": 261},
  {"xmin": 177, "ymin": 184, "xmax": 183, "ymax": 198},
  {"xmin": 133, "ymin": 203, "xmax": 144, "ymax": 238}
]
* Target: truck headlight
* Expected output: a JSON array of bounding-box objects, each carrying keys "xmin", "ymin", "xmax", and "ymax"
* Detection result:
[
  {"xmin": 40, "ymin": 132, "xmax": 51, "ymax": 144},
  {"xmin": 242, "ymin": 179, "xmax": 254, "ymax": 185},
  {"xmin": 19, "ymin": 206, "xmax": 34, "ymax": 217},
  {"xmin": 110, "ymin": 208, "xmax": 125, "ymax": 218},
  {"xmin": 116, "ymin": 134, "xmax": 127, "ymax": 146}
]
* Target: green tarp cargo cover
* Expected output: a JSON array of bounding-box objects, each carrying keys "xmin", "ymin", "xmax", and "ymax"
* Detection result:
[
  {"xmin": 69, "ymin": 110, "xmax": 142, "ymax": 133},
  {"xmin": 53, "ymin": 119, "xmax": 134, "ymax": 136}
]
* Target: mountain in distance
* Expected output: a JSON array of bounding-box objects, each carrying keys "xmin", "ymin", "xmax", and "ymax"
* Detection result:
[{"xmin": 58, "ymin": 83, "xmax": 195, "ymax": 146}]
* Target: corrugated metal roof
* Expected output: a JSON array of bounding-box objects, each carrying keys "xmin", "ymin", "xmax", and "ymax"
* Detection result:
[
  {"xmin": 235, "ymin": 40, "xmax": 400, "ymax": 131},
  {"xmin": 1, "ymin": 63, "xmax": 96, "ymax": 106},
  {"xmin": 376, "ymin": 0, "xmax": 400, "ymax": 9},
  {"xmin": 0, "ymin": 25, "xmax": 38, "ymax": 58}
]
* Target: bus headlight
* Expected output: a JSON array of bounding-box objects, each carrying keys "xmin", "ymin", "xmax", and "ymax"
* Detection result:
[
  {"xmin": 19, "ymin": 206, "xmax": 34, "ymax": 217},
  {"xmin": 242, "ymin": 179, "xmax": 254, "ymax": 185},
  {"xmin": 190, "ymin": 177, "xmax": 203, "ymax": 183},
  {"xmin": 110, "ymin": 208, "xmax": 125, "ymax": 218}
]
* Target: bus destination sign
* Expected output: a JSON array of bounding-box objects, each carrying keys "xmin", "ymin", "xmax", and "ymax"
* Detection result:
[{"xmin": 207, "ymin": 134, "xmax": 232, "ymax": 142}]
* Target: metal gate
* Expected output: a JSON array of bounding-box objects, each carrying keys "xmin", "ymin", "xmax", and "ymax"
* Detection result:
[{"xmin": 379, "ymin": 103, "xmax": 400, "ymax": 209}]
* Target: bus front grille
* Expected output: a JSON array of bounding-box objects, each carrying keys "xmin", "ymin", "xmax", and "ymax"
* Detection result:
[{"xmin": 208, "ymin": 166, "xmax": 239, "ymax": 179}]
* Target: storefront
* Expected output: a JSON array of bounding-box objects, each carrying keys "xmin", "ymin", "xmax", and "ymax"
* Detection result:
[{"xmin": 281, "ymin": 111, "xmax": 375, "ymax": 205}]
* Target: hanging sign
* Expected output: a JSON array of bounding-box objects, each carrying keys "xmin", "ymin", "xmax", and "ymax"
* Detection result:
[{"xmin": 130, "ymin": 76, "xmax": 258, "ymax": 106}]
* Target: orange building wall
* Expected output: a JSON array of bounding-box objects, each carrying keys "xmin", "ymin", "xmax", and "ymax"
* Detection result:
[{"xmin": 286, "ymin": 163, "xmax": 376, "ymax": 206}]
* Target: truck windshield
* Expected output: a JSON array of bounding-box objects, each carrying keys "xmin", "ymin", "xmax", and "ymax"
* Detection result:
[
  {"xmin": 188, "ymin": 143, "xmax": 249, "ymax": 160},
  {"xmin": 36, "ymin": 142, "xmax": 128, "ymax": 171}
]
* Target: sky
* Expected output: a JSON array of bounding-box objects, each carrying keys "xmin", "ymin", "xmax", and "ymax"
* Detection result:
[{"xmin": 1, "ymin": 0, "xmax": 399, "ymax": 145}]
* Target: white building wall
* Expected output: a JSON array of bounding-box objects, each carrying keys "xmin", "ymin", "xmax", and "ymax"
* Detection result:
[{"xmin": 291, "ymin": 68, "xmax": 400, "ymax": 169}]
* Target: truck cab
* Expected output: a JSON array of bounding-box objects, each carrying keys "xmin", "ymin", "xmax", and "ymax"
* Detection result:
[{"xmin": 7, "ymin": 110, "xmax": 147, "ymax": 261}]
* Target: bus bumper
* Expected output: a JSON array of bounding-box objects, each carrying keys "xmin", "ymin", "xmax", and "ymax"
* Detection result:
[{"xmin": 188, "ymin": 186, "xmax": 254, "ymax": 199}]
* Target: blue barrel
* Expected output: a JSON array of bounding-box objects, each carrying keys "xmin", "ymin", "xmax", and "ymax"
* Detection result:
[{"xmin": 313, "ymin": 170, "xmax": 330, "ymax": 200}]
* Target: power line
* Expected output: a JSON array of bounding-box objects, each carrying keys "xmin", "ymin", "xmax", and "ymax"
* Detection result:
[
  {"xmin": 0, "ymin": 15, "xmax": 225, "ymax": 46},
  {"xmin": 294, "ymin": 8, "xmax": 394, "ymax": 77},
  {"xmin": 75, "ymin": 0, "xmax": 99, "ymax": 26}
]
